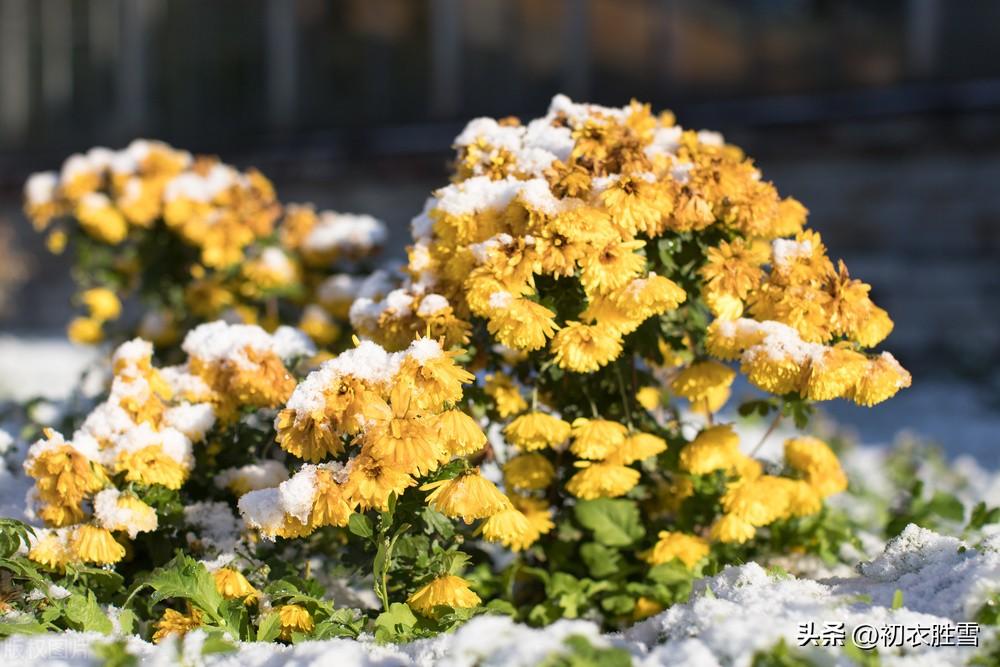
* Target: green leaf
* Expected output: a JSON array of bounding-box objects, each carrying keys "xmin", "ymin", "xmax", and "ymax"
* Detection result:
[
  {"xmin": 647, "ymin": 561, "xmax": 693, "ymax": 586},
  {"xmin": 891, "ymin": 589, "xmax": 904, "ymax": 610},
  {"xmin": 143, "ymin": 554, "xmax": 226, "ymax": 628},
  {"xmin": 0, "ymin": 519, "xmax": 35, "ymax": 559},
  {"xmin": 0, "ymin": 617, "xmax": 50, "ymax": 637},
  {"xmin": 580, "ymin": 543, "xmax": 621, "ymax": 579},
  {"xmin": 64, "ymin": 591, "xmax": 113, "ymax": 635},
  {"xmin": 373, "ymin": 602, "xmax": 418, "ymax": 643},
  {"xmin": 116, "ymin": 609, "xmax": 136, "ymax": 636},
  {"xmin": 600, "ymin": 594, "xmax": 635, "ymax": 615},
  {"xmin": 256, "ymin": 612, "xmax": 282, "ymax": 642},
  {"xmin": 420, "ymin": 506, "xmax": 455, "ymax": 539},
  {"xmin": 200, "ymin": 631, "xmax": 238, "ymax": 656},
  {"xmin": 928, "ymin": 492, "xmax": 964, "ymax": 522},
  {"xmin": 967, "ymin": 502, "xmax": 1000, "ymax": 532},
  {"xmin": 540, "ymin": 635, "xmax": 634, "ymax": 667},
  {"xmin": 348, "ymin": 513, "xmax": 374, "ymax": 540},
  {"xmin": 92, "ymin": 639, "xmax": 138, "ymax": 667},
  {"xmin": 574, "ymin": 499, "xmax": 645, "ymax": 547}
]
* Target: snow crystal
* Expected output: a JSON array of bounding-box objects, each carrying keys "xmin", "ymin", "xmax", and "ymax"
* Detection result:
[
  {"xmin": 771, "ymin": 238, "xmax": 813, "ymax": 269},
  {"xmin": 406, "ymin": 338, "xmax": 443, "ymax": 364},
  {"xmin": 164, "ymin": 403, "xmax": 216, "ymax": 441},
  {"xmin": 79, "ymin": 191, "xmax": 112, "ymax": 210},
  {"xmin": 184, "ymin": 501, "xmax": 242, "ymax": 557},
  {"xmin": 93, "ymin": 487, "xmax": 157, "ymax": 539},
  {"xmin": 24, "ymin": 172, "xmax": 58, "ymax": 204},
  {"xmin": 488, "ymin": 291, "xmax": 513, "ymax": 309},
  {"xmin": 696, "ymin": 129, "xmax": 725, "ymax": 146},
  {"xmin": 47, "ymin": 584, "xmax": 71, "ymax": 600},
  {"xmin": 278, "ymin": 465, "xmax": 318, "ymax": 524},
  {"xmin": 163, "ymin": 163, "xmax": 241, "ymax": 203},
  {"xmin": 318, "ymin": 273, "xmax": 363, "ymax": 305},
  {"xmin": 384, "ymin": 289, "xmax": 415, "ymax": 317},
  {"xmin": 304, "ymin": 212, "xmax": 388, "ymax": 254},
  {"xmin": 60, "ymin": 153, "xmax": 94, "ymax": 181},
  {"xmin": 159, "ymin": 364, "xmax": 212, "ymax": 398},
  {"xmin": 417, "ymin": 294, "xmax": 449, "ymax": 316},
  {"xmin": 434, "ymin": 176, "xmax": 523, "ymax": 216},
  {"xmin": 237, "ymin": 487, "xmax": 285, "ymax": 537},
  {"xmin": 271, "ymin": 325, "xmax": 316, "ymax": 360},
  {"xmin": 215, "ymin": 461, "xmax": 289, "ymax": 493},
  {"xmin": 182, "ymin": 321, "xmax": 312, "ymax": 369}
]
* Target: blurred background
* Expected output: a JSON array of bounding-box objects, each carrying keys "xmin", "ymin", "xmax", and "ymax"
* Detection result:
[{"xmin": 0, "ymin": 0, "xmax": 998, "ymax": 453}]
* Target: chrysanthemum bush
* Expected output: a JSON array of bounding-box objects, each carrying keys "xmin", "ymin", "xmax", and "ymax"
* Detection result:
[
  {"xmin": 2, "ymin": 96, "xmax": 915, "ymax": 645},
  {"xmin": 23, "ymin": 140, "xmax": 388, "ymax": 353}
]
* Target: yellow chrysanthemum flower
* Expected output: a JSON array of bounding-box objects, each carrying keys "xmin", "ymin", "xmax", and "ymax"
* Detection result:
[
  {"xmin": 400, "ymin": 347, "xmax": 475, "ymax": 410},
  {"xmin": 80, "ymin": 288, "xmax": 122, "ymax": 322},
  {"xmin": 153, "ymin": 607, "xmax": 203, "ymax": 643},
  {"xmin": 612, "ymin": 274, "xmax": 687, "ymax": 323},
  {"xmin": 343, "ymin": 454, "xmax": 414, "ymax": 512},
  {"xmin": 275, "ymin": 409, "xmax": 343, "ymax": 463},
  {"xmin": 565, "ymin": 461, "xmax": 640, "ymax": 499},
  {"xmin": 633, "ymin": 597, "xmax": 665, "ymax": 621},
  {"xmin": 846, "ymin": 352, "xmax": 912, "ymax": 407},
  {"xmin": 479, "ymin": 507, "xmax": 538, "ymax": 551},
  {"xmin": 422, "ymin": 469, "xmax": 511, "ymax": 523},
  {"xmin": 638, "ymin": 386, "xmax": 665, "ymax": 412},
  {"xmin": 504, "ymin": 412, "xmax": 571, "ymax": 451},
  {"xmin": 670, "ymin": 361, "xmax": 735, "ymax": 411},
  {"xmin": 551, "ymin": 321, "xmax": 623, "ymax": 373},
  {"xmin": 678, "ymin": 425, "xmax": 742, "ymax": 476},
  {"xmin": 435, "ymin": 410, "xmax": 487, "ymax": 456},
  {"xmin": 783, "ymin": 437, "xmax": 848, "ymax": 498},
  {"xmin": 710, "ymin": 513, "xmax": 757, "ymax": 544},
  {"xmin": 569, "ymin": 418, "xmax": 628, "ymax": 460},
  {"xmin": 278, "ymin": 604, "xmax": 314, "ymax": 640},
  {"xmin": 28, "ymin": 533, "xmax": 71, "ymax": 570},
  {"xmin": 608, "ymin": 432, "xmax": 667, "ymax": 465},
  {"xmin": 25, "ymin": 436, "xmax": 104, "ymax": 510},
  {"xmin": 67, "ymin": 316, "xmax": 104, "ymax": 344},
  {"xmin": 642, "ymin": 531, "xmax": 710, "ymax": 568},
  {"xmin": 367, "ymin": 417, "xmax": 446, "ymax": 477},
  {"xmin": 310, "ymin": 468, "xmax": 354, "ymax": 528},
  {"xmin": 740, "ymin": 346, "xmax": 805, "ymax": 396},
  {"xmin": 486, "ymin": 297, "xmax": 559, "ymax": 351},
  {"xmin": 214, "ymin": 568, "xmax": 258, "ymax": 603},
  {"xmin": 407, "ymin": 575, "xmax": 481, "ymax": 617},
  {"xmin": 503, "ymin": 453, "xmax": 555, "ymax": 491},
  {"xmin": 484, "ymin": 373, "xmax": 527, "ymax": 418},
  {"xmin": 116, "ymin": 445, "xmax": 187, "ymax": 490},
  {"xmin": 98, "ymin": 493, "xmax": 158, "ymax": 539},
  {"xmin": 720, "ymin": 476, "xmax": 793, "ymax": 527},
  {"xmin": 70, "ymin": 525, "xmax": 125, "ymax": 565},
  {"xmin": 802, "ymin": 347, "xmax": 868, "ymax": 401},
  {"xmin": 579, "ymin": 239, "xmax": 646, "ymax": 295}
]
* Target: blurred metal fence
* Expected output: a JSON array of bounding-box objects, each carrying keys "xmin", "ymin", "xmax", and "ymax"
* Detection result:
[{"xmin": 2, "ymin": 0, "xmax": 999, "ymax": 158}]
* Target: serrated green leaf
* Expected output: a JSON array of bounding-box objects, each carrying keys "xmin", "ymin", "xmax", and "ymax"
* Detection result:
[
  {"xmin": 374, "ymin": 602, "xmax": 417, "ymax": 643},
  {"xmin": 580, "ymin": 543, "xmax": 621, "ymax": 579},
  {"xmin": 348, "ymin": 513, "xmax": 374, "ymax": 540},
  {"xmin": 574, "ymin": 499, "xmax": 645, "ymax": 547},
  {"xmin": 64, "ymin": 591, "xmax": 113, "ymax": 635},
  {"xmin": 256, "ymin": 612, "xmax": 282, "ymax": 642}
]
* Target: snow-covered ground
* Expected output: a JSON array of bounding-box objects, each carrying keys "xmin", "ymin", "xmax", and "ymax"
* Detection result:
[
  {"xmin": 1, "ymin": 338, "xmax": 998, "ymax": 665},
  {"xmin": 1, "ymin": 524, "xmax": 996, "ymax": 666}
]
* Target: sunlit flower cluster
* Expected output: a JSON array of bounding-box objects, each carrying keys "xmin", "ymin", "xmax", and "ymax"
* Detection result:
[
  {"xmin": 339, "ymin": 95, "xmax": 911, "ymax": 577},
  {"xmin": 23, "ymin": 323, "xmax": 310, "ymax": 570},
  {"xmin": 25, "ymin": 142, "xmax": 386, "ymax": 350},
  {"xmin": 10, "ymin": 97, "xmax": 914, "ymax": 642}
]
